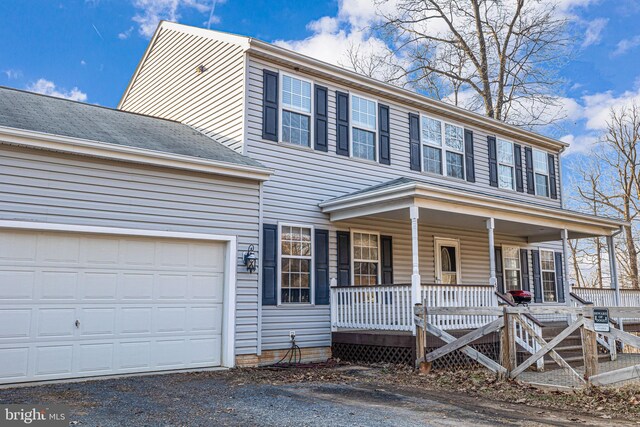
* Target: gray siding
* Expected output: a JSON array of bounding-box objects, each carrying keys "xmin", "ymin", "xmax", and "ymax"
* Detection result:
[
  {"xmin": 0, "ymin": 145, "xmax": 260, "ymax": 356},
  {"xmin": 119, "ymin": 27, "xmax": 246, "ymax": 153}
]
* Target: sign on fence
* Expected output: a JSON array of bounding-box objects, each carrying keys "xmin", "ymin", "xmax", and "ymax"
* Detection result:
[{"xmin": 593, "ymin": 308, "xmax": 610, "ymax": 332}]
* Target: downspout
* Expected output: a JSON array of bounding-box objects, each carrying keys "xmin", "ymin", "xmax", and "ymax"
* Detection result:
[{"xmin": 257, "ymin": 181, "xmax": 264, "ymax": 355}]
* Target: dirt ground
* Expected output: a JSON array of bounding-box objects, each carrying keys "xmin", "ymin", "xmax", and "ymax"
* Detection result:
[{"xmin": 1, "ymin": 363, "xmax": 639, "ymax": 426}]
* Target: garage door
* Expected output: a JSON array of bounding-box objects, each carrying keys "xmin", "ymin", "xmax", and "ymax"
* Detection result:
[{"xmin": 0, "ymin": 229, "xmax": 227, "ymax": 384}]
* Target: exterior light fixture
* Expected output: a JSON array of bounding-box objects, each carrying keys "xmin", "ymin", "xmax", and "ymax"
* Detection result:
[{"xmin": 243, "ymin": 245, "xmax": 257, "ymax": 273}]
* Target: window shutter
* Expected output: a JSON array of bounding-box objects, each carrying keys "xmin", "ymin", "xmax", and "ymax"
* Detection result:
[
  {"xmin": 514, "ymin": 144, "xmax": 524, "ymax": 193},
  {"xmin": 548, "ymin": 153, "xmax": 558, "ymax": 199},
  {"xmin": 262, "ymin": 224, "xmax": 278, "ymax": 305},
  {"xmin": 314, "ymin": 229, "xmax": 329, "ymax": 305},
  {"xmin": 337, "ymin": 231, "xmax": 351, "ymax": 286},
  {"xmin": 409, "ymin": 113, "xmax": 421, "ymax": 171},
  {"xmin": 314, "ymin": 85, "xmax": 328, "ymax": 152},
  {"xmin": 336, "ymin": 91, "xmax": 350, "ymax": 156},
  {"xmin": 531, "ymin": 250, "xmax": 542, "ymax": 303},
  {"xmin": 381, "ymin": 235, "xmax": 393, "ymax": 284},
  {"xmin": 378, "ymin": 104, "xmax": 391, "ymax": 165},
  {"xmin": 525, "ymin": 147, "xmax": 535, "ymax": 195},
  {"xmin": 262, "ymin": 70, "xmax": 278, "ymax": 142},
  {"xmin": 488, "ymin": 136, "xmax": 498, "ymax": 187},
  {"xmin": 555, "ymin": 252, "xmax": 565, "ymax": 303},
  {"xmin": 520, "ymin": 249, "xmax": 530, "ymax": 292},
  {"xmin": 494, "ymin": 246, "xmax": 504, "ymax": 294},
  {"xmin": 464, "ymin": 129, "xmax": 475, "ymax": 183}
]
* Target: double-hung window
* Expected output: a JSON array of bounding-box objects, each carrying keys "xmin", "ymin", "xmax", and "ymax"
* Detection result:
[
  {"xmin": 352, "ymin": 231, "xmax": 380, "ymax": 285},
  {"xmin": 280, "ymin": 225, "xmax": 313, "ymax": 303},
  {"xmin": 533, "ymin": 149, "xmax": 549, "ymax": 197},
  {"xmin": 351, "ymin": 95, "xmax": 377, "ymax": 161},
  {"xmin": 502, "ymin": 246, "xmax": 521, "ymax": 291},
  {"xmin": 497, "ymin": 139, "xmax": 515, "ymax": 190},
  {"xmin": 540, "ymin": 249, "xmax": 557, "ymax": 302},
  {"xmin": 281, "ymin": 74, "xmax": 312, "ymax": 147},
  {"xmin": 421, "ymin": 116, "xmax": 465, "ymax": 179}
]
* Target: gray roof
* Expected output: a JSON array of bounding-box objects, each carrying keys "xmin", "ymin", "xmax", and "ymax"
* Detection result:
[{"xmin": 0, "ymin": 86, "xmax": 265, "ymax": 170}]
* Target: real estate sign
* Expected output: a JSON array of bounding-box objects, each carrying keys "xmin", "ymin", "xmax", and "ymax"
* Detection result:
[{"xmin": 593, "ymin": 307, "xmax": 610, "ymax": 332}]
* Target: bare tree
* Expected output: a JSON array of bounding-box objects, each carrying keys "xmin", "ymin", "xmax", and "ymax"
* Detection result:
[{"xmin": 346, "ymin": 0, "xmax": 571, "ymax": 128}]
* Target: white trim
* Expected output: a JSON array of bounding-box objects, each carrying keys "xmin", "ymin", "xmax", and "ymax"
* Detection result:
[
  {"xmin": 0, "ymin": 220, "xmax": 238, "ymax": 368},
  {"xmin": 434, "ymin": 237, "xmax": 461, "ymax": 284},
  {"xmin": 496, "ymin": 138, "xmax": 516, "ymax": 191},
  {"xmin": 501, "ymin": 244, "xmax": 522, "ymax": 292},
  {"xmin": 532, "ymin": 148, "xmax": 550, "ymax": 197},
  {"xmin": 539, "ymin": 248, "xmax": 557, "ymax": 304},
  {"xmin": 278, "ymin": 71, "xmax": 314, "ymax": 148},
  {"xmin": 419, "ymin": 114, "xmax": 466, "ymax": 180},
  {"xmin": 350, "ymin": 229, "xmax": 381, "ymax": 285},
  {"xmin": 277, "ymin": 222, "xmax": 315, "ymax": 305},
  {"xmin": 0, "ymin": 125, "xmax": 272, "ymax": 182},
  {"xmin": 349, "ymin": 92, "xmax": 378, "ymax": 162}
]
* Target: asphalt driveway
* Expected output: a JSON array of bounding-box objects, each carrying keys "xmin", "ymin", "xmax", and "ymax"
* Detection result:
[{"xmin": 0, "ymin": 367, "xmax": 632, "ymax": 426}]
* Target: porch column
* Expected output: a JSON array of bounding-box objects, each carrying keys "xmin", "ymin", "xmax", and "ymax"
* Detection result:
[
  {"xmin": 410, "ymin": 206, "xmax": 421, "ymax": 307},
  {"xmin": 487, "ymin": 218, "xmax": 496, "ymax": 287},
  {"xmin": 561, "ymin": 229, "xmax": 571, "ymax": 305},
  {"xmin": 607, "ymin": 234, "xmax": 623, "ymax": 330}
]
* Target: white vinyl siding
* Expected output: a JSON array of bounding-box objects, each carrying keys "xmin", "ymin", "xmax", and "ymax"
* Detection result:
[
  {"xmin": 421, "ymin": 116, "xmax": 465, "ymax": 179},
  {"xmin": 351, "ymin": 95, "xmax": 377, "ymax": 161},
  {"xmin": 497, "ymin": 139, "xmax": 515, "ymax": 190},
  {"xmin": 533, "ymin": 149, "xmax": 550, "ymax": 197}
]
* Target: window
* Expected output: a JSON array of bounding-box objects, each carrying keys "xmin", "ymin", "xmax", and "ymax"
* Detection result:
[
  {"xmin": 420, "ymin": 116, "xmax": 465, "ymax": 179},
  {"xmin": 497, "ymin": 139, "xmax": 515, "ymax": 190},
  {"xmin": 352, "ymin": 231, "xmax": 379, "ymax": 285},
  {"xmin": 502, "ymin": 246, "xmax": 521, "ymax": 292},
  {"xmin": 435, "ymin": 238, "xmax": 460, "ymax": 284},
  {"xmin": 533, "ymin": 149, "xmax": 549, "ymax": 197},
  {"xmin": 280, "ymin": 74, "xmax": 312, "ymax": 147},
  {"xmin": 280, "ymin": 225, "xmax": 313, "ymax": 303},
  {"xmin": 540, "ymin": 249, "xmax": 556, "ymax": 302},
  {"xmin": 351, "ymin": 95, "xmax": 377, "ymax": 161}
]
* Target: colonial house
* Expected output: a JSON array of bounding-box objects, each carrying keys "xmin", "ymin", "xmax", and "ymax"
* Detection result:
[{"xmin": 0, "ymin": 21, "xmax": 627, "ymax": 385}]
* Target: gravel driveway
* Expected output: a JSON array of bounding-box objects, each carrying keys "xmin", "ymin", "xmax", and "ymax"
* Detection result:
[{"xmin": 0, "ymin": 367, "xmax": 632, "ymax": 426}]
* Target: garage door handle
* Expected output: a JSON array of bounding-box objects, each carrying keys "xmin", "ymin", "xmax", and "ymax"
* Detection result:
[{"xmin": 75, "ymin": 320, "xmax": 80, "ymax": 328}]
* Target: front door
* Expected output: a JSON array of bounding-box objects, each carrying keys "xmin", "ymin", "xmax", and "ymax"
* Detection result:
[{"xmin": 435, "ymin": 238, "xmax": 460, "ymax": 284}]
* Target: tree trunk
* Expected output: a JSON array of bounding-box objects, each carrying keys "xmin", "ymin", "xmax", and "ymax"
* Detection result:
[{"xmin": 624, "ymin": 225, "xmax": 639, "ymax": 288}]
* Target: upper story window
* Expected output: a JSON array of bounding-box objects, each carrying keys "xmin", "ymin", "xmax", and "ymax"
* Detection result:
[
  {"xmin": 281, "ymin": 74, "xmax": 312, "ymax": 147},
  {"xmin": 279, "ymin": 224, "xmax": 313, "ymax": 304},
  {"xmin": 533, "ymin": 149, "xmax": 549, "ymax": 197},
  {"xmin": 351, "ymin": 95, "xmax": 377, "ymax": 161},
  {"xmin": 352, "ymin": 231, "xmax": 379, "ymax": 285},
  {"xmin": 421, "ymin": 116, "xmax": 465, "ymax": 180},
  {"xmin": 497, "ymin": 139, "xmax": 515, "ymax": 190}
]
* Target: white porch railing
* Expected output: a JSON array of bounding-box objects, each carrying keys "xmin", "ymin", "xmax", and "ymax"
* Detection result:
[
  {"xmin": 420, "ymin": 284, "xmax": 498, "ymax": 330},
  {"xmin": 572, "ymin": 287, "xmax": 640, "ymax": 323}
]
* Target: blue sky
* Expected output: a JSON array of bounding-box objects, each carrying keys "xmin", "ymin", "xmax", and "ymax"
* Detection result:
[{"xmin": 1, "ymin": 0, "xmax": 640, "ymax": 163}]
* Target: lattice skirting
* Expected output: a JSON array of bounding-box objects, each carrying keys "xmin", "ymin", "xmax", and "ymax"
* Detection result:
[
  {"xmin": 332, "ymin": 342, "xmax": 415, "ymax": 366},
  {"xmin": 425, "ymin": 342, "xmax": 500, "ymax": 370}
]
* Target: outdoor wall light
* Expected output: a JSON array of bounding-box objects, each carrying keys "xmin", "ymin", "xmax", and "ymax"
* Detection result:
[{"xmin": 243, "ymin": 245, "xmax": 257, "ymax": 273}]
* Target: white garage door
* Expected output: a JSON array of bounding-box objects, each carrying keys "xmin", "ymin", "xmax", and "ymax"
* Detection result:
[{"xmin": 0, "ymin": 229, "xmax": 227, "ymax": 384}]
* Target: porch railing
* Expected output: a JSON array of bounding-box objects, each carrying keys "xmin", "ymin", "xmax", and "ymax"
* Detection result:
[
  {"xmin": 330, "ymin": 283, "xmax": 498, "ymax": 332},
  {"xmin": 572, "ymin": 287, "xmax": 640, "ymax": 324}
]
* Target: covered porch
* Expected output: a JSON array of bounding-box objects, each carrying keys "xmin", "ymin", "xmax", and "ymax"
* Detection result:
[{"xmin": 320, "ymin": 178, "xmax": 627, "ymax": 337}]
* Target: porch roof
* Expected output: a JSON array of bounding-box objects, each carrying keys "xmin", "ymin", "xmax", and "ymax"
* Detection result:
[{"xmin": 318, "ymin": 178, "xmax": 628, "ymax": 242}]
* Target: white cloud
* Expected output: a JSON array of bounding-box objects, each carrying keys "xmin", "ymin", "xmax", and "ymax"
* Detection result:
[
  {"xmin": 131, "ymin": 0, "xmax": 219, "ymax": 38},
  {"xmin": 26, "ymin": 79, "xmax": 88, "ymax": 102},
  {"xmin": 3, "ymin": 69, "xmax": 22, "ymax": 80},
  {"xmin": 80, "ymin": 60, "xmax": 87, "ymax": 66},
  {"xmin": 581, "ymin": 18, "xmax": 607, "ymax": 47},
  {"xmin": 118, "ymin": 26, "xmax": 134, "ymax": 40},
  {"xmin": 613, "ymin": 35, "xmax": 640, "ymax": 56}
]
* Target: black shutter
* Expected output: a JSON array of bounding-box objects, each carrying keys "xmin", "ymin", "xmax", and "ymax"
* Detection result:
[
  {"xmin": 314, "ymin": 229, "xmax": 329, "ymax": 305},
  {"xmin": 337, "ymin": 231, "xmax": 351, "ymax": 286},
  {"xmin": 525, "ymin": 147, "xmax": 535, "ymax": 195},
  {"xmin": 314, "ymin": 85, "xmax": 328, "ymax": 152},
  {"xmin": 555, "ymin": 252, "xmax": 565, "ymax": 303},
  {"xmin": 409, "ymin": 113, "xmax": 421, "ymax": 171},
  {"xmin": 514, "ymin": 144, "xmax": 524, "ymax": 192},
  {"xmin": 520, "ymin": 249, "xmax": 530, "ymax": 292},
  {"xmin": 262, "ymin": 224, "xmax": 278, "ymax": 305},
  {"xmin": 531, "ymin": 250, "xmax": 542, "ymax": 303},
  {"xmin": 464, "ymin": 129, "xmax": 475, "ymax": 182},
  {"xmin": 336, "ymin": 91, "xmax": 350, "ymax": 156},
  {"xmin": 381, "ymin": 235, "xmax": 393, "ymax": 284},
  {"xmin": 548, "ymin": 153, "xmax": 558, "ymax": 199},
  {"xmin": 495, "ymin": 247, "xmax": 504, "ymax": 294},
  {"xmin": 488, "ymin": 136, "xmax": 498, "ymax": 187},
  {"xmin": 262, "ymin": 70, "xmax": 278, "ymax": 142},
  {"xmin": 378, "ymin": 104, "xmax": 391, "ymax": 165}
]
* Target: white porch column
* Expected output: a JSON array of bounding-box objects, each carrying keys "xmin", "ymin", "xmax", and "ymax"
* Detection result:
[
  {"xmin": 561, "ymin": 229, "xmax": 571, "ymax": 305},
  {"xmin": 607, "ymin": 234, "xmax": 623, "ymax": 330},
  {"xmin": 410, "ymin": 206, "xmax": 421, "ymax": 307},
  {"xmin": 487, "ymin": 218, "xmax": 497, "ymax": 287}
]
